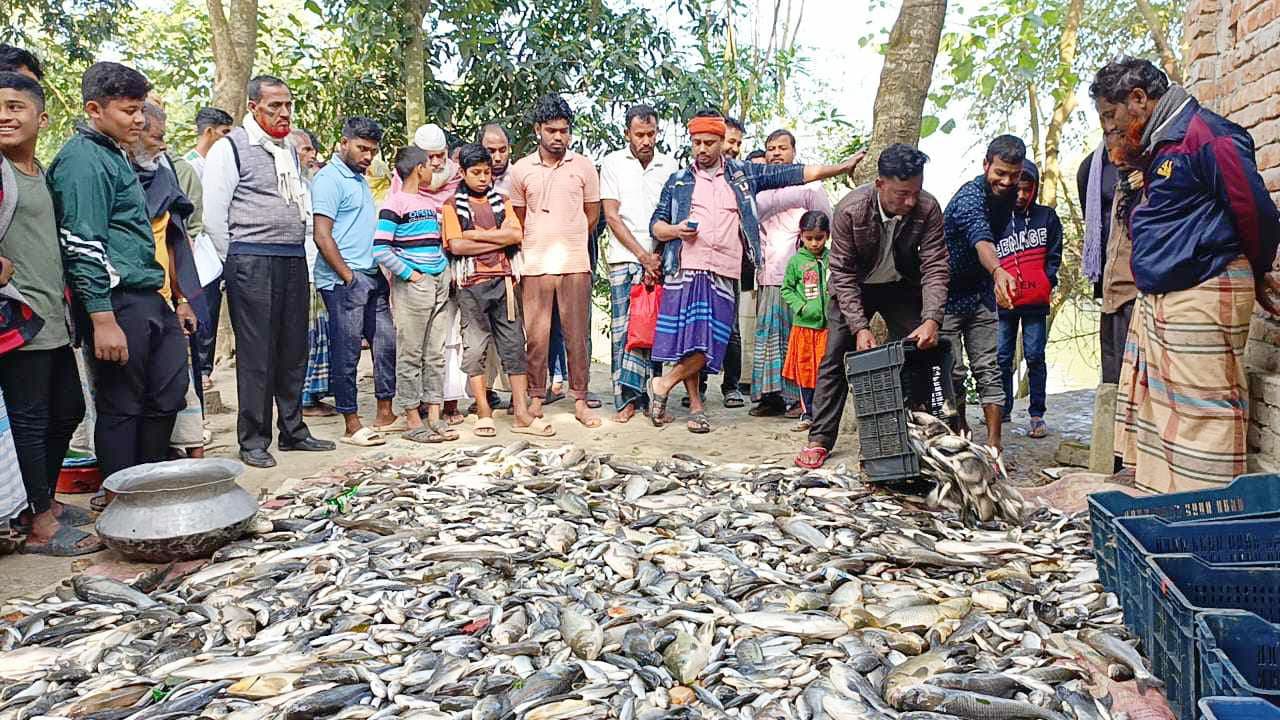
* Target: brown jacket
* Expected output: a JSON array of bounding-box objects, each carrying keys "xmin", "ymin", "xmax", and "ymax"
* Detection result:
[
  {"xmin": 1102, "ymin": 192, "xmax": 1137, "ymax": 313},
  {"xmin": 828, "ymin": 183, "xmax": 949, "ymax": 333}
]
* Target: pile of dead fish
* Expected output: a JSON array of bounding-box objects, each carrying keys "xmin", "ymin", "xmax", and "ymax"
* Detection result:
[
  {"xmin": 908, "ymin": 412, "xmax": 1025, "ymax": 525},
  {"xmin": 0, "ymin": 443, "xmax": 1161, "ymax": 720}
]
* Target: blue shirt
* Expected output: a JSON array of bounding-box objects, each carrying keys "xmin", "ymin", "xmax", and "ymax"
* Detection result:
[
  {"xmin": 312, "ymin": 155, "xmax": 377, "ymax": 290},
  {"xmin": 943, "ymin": 175, "xmax": 1013, "ymax": 316}
]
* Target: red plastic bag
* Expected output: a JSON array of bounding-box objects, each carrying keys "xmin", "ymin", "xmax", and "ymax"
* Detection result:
[{"xmin": 626, "ymin": 282, "xmax": 664, "ymax": 352}]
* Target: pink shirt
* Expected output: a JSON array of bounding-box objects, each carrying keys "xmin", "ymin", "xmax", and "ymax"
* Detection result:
[
  {"xmin": 680, "ymin": 163, "xmax": 743, "ymax": 279},
  {"xmin": 757, "ymin": 181, "xmax": 832, "ymax": 286},
  {"xmin": 509, "ymin": 150, "xmax": 601, "ymax": 276}
]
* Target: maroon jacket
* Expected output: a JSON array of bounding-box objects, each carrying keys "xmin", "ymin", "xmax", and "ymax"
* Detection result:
[{"xmin": 828, "ymin": 183, "xmax": 949, "ymax": 334}]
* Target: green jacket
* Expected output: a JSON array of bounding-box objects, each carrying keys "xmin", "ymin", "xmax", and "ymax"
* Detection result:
[
  {"xmin": 48, "ymin": 125, "xmax": 164, "ymax": 314},
  {"xmin": 781, "ymin": 246, "xmax": 828, "ymax": 330}
]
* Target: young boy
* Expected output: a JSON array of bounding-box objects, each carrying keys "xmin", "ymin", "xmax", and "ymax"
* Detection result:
[
  {"xmin": 995, "ymin": 159, "xmax": 1062, "ymax": 438},
  {"xmin": 443, "ymin": 143, "xmax": 551, "ymax": 437},
  {"xmin": 0, "ymin": 71, "xmax": 100, "ymax": 555},
  {"xmin": 373, "ymin": 145, "xmax": 457, "ymax": 443},
  {"xmin": 48, "ymin": 63, "xmax": 190, "ymax": 501}
]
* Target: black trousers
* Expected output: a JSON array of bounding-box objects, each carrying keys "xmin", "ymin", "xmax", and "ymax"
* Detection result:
[
  {"xmin": 1100, "ymin": 300, "xmax": 1135, "ymax": 385},
  {"xmin": 88, "ymin": 290, "xmax": 190, "ymax": 480},
  {"xmin": 195, "ymin": 276, "xmax": 222, "ymax": 379},
  {"xmin": 808, "ymin": 282, "xmax": 923, "ymax": 451},
  {"xmin": 224, "ymin": 253, "xmax": 311, "ymax": 451},
  {"xmin": 0, "ymin": 347, "xmax": 85, "ymax": 514},
  {"xmin": 700, "ymin": 279, "xmax": 743, "ymax": 396}
]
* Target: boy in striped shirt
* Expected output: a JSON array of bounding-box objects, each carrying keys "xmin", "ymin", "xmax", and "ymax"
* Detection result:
[{"xmin": 374, "ymin": 147, "xmax": 457, "ymax": 443}]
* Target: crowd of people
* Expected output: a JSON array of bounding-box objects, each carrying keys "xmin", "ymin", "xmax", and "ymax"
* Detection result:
[{"xmin": 0, "ymin": 46, "xmax": 1275, "ymax": 556}]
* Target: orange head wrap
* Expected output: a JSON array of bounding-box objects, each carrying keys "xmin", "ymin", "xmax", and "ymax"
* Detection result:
[{"xmin": 687, "ymin": 116, "xmax": 727, "ymax": 137}]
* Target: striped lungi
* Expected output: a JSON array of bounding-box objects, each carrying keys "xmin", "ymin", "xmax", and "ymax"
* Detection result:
[
  {"xmin": 609, "ymin": 263, "xmax": 655, "ymax": 411},
  {"xmin": 653, "ymin": 270, "xmax": 736, "ymax": 374},
  {"xmin": 1115, "ymin": 257, "xmax": 1254, "ymax": 493},
  {"xmin": 0, "ymin": 387, "xmax": 26, "ymax": 520},
  {"xmin": 752, "ymin": 284, "xmax": 799, "ymax": 403},
  {"xmin": 302, "ymin": 286, "xmax": 330, "ymax": 404}
]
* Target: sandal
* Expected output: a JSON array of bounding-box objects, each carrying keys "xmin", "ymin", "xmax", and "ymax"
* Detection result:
[
  {"xmin": 687, "ymin": 412, "xmax": 711, "ymax": 434},
  {"xmin": 339, "ymin": 427, "xmax": 386, "ymax": 447},
  {"xmin": 373, "ymin": 417, "xmax": 408, "ymax": 433},
  {"xmin": 1028, "ymin": 417, "xmax": 1048, "ymax": 439},
  {"xmin": 89, "ymin": 490, "xmax": 111, "ymax": 513},
  {"xmin": 474, "ymin": 418, "xmax": 498, "ymax": 438},
  {"xmin": 792, "ymin": 419, "xmax": 813, "ymax": 432},
  {"xmin": 647, "ymin": 379, "xmax": 670, "ymax": 428},
  {"xmin": 585, "ymin": 393, "xmax": 603, "ymax": 409},
  {"xmin": 445, "ymin": 414, "xmax": 465, "ymax": 426},
  {"xmin": 723, "ymin": 390, "xmax": 746, "ymax": 409},
  {"xmin": 749, "ymin": 402, "xmax": 784, "ymax": 418},
  {"xmin": 795, "ymin": 446, "xmax": 830, "ymax": 469},
  {"xmin": 21, "ymin": 524, "xmax": 104, "ymax": 557},
  {"xmin": 512, "ymin": 419, "xmax": 556, "ymax": 437},
  {"xmin": 429, "ymin": 420, "xmax": 460, "ymax": 441},
  {"xmin": 575, "ymin": 409, "xmax": 602, "ymax": 429},
  {"xmin": 405, "ymin": 427, "xmax": 444, "ymax": 444},
  {"xmin": 544, "ymin": 391, "xmax": 565, "ymax": 405},
  {"xmin": 784, "ymin": 404, "xmax": 804, "ymax": 419}
]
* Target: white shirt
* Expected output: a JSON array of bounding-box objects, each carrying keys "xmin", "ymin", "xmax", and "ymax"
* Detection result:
[
  {"xmin": 202, "ymin": 138, "xmax": 238, "ymax": 260},
  {"xmin": 599, "ymin": 148, "xmax": 677, "ymax": 266}
]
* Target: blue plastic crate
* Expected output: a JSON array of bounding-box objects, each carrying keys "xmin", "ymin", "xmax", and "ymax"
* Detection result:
[
  {"xmin": 1113, "ymin": 516, "xmax": 1280, "ymax": 642},
  {"xmin": 1144, "ymin": 557, "xmax": 1280, "ymax": 720},
  {"xmin": 1197, "ymin": 611, "xmax": 1280, "ymax": 707},
  {"xmin": 1200, "ymin": 697, "xmax": 1280, "ymax": 720},
  {"xmin": 1089, "ymin": 474, "xmax": 1280, "ymax": 596}
]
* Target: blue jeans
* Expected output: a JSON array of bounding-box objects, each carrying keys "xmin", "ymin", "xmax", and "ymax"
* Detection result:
[
  {"xmin": 997, "ymin": 313, "xmax": 1047, "ymax": 419},
  {"xmin": 320, "ymin": 271, "xmax": 396, "ymax": 415}
]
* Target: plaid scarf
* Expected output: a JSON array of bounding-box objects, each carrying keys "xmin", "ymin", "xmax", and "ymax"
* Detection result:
[{"xmin": 453, "ymin": 185, "xmax": 506, "ymax": 231}]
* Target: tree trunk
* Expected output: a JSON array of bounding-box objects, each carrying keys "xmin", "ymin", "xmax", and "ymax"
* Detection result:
[
  {"xmin": 1135, "ymin": 0, "xmax": 1182, "ymax": 84},
  {"xmin": 1038, "ymin": 0, "xmax": 1083, "ymax": 208},
  {"xmin": 404, "ymin": 0, "xmax": 430, "ymax": 133},
  {"xmin": 206, "ymin": 0, "xmax": 258, "ymax": 119},
  {"xmin": 1027, "ymin": 83, "xmax": 1042, "ymax": 164},
  {"xmin": 854, "ymin": 0, "xmax": 948, "ymax": 186}
]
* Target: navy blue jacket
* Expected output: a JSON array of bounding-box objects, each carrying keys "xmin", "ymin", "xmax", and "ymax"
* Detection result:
[
  {"xmin": 650, "ymin": 159, "xmax": 806, "ymax": 277},
  {"xmin": 1129, "ymin": 97, "xmax": 1280, "ymax": 307},
  {"xmin": 943, "ymin": 175, "xmax": 1014, "ymax": 315}
]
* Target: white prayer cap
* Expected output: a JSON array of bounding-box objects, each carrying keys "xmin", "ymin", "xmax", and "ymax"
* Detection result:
[{"xmin": 413, "ymin": 124, "xmax": 447, "ymax": 151}]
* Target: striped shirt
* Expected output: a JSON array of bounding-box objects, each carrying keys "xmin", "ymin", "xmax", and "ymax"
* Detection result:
[{"xmin": 373, "ymin": 190, "xmax": 448, "ymax": 278}]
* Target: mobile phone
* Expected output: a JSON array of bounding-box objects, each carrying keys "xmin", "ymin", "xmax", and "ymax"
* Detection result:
[{"xmin": 687, "ymin": 220, "xmax": 699, "ymax": 230}]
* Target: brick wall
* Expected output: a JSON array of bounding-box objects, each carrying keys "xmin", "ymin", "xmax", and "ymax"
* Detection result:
[{"xmin": 1185, "ymin": 0, "xmax": 1280, "ymax": 471}]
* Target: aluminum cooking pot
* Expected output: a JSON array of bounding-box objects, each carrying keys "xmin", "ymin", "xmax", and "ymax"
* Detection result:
[{"xmin": 96, "ymin": 458, "xmax": 258, "ymax": 562}]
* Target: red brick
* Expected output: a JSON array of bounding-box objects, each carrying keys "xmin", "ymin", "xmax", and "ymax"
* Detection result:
[
  {"xmin": 1262, "ymin": 166, "xmax": 1280, "ymax": 195},
  {"xmin": 1243, "ymin": 0, "xmax": 1280, "ymax": 35},
  {"xmin": 1189, "ymin": 33, "xmax": 1224, "ymax": 62}
]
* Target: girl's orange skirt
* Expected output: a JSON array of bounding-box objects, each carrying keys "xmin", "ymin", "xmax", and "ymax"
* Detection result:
[{"xmin": 782, "ymin": 326, "xmax": 828, "ymax": 389}]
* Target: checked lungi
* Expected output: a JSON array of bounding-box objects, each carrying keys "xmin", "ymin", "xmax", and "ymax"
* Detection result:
[
  {"xmin": 609, "ymin": 263, "xmax": 660, "ymax": 411},
  {"xmin": 752, "ymin": 284, "xmax": 800, "ymax": 403},
  {"xmin": 653, "ymin": 270, "xmax": 736, "ymax": 374},
  {"xmin": 1115, "ymin": 257, "xmax": 1254, "ymax": 493},
  {"xmin": 302, "ymin": 287, "xmax": 330, "ymax": 406}
]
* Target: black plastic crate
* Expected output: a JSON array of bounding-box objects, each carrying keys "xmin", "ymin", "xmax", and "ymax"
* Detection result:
[
  {"xmin": 1197, "ymin": 611, "xmax": 1280, "ymax": 708},
  {"xmin": 1088, "ymin": 473, "xmax": 1280, "ymax": 598},
  {"xmin": 844, "ymin": 339, "xmax": 956, "ymax": 483}
]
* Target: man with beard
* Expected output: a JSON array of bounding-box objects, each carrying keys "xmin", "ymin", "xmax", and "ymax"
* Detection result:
[
  {"xmin": 50, "ymin": 63, "xmax": 190, "ymax": 485},
  {"xmin": 1093, "ymin": 57, "xmax": 1280, "ymax": 492},
  {"xmin": 794, "ymin": 144, "xmax": 947, "ymax": 469},
  {"xmin": 312, "ymin": 117, "xmax": 397, "ymax": 448},
  {"xmin": 750, "ymin": 128, "xmax": 831, "ymax": 419},
  {"xmin": 286, "ymin": 128, "xmax": 336, "ymax": 418},
  {"xmin": 941, "ymin": 134, "xmax": 1025, "ymax": 452},
  {"xmin": 647, "ymin": 109, "xmax": 865, "ymax": 434},
  {"xmin": 479, "ymin": 123, "xmax": 513, "ymax": 196},
  {"xmin": 204, "ymin": 75, "xmax": 335, "ymax": 468},
  {"xmin": 600, "ymin": 104, "xmax": 677, "ymax": 422},
  {"xmin": 723, "ymin": 117, "xmax": 746, "ymax": 160},
  {"xmin": 509, "ymin": 94, "xmax": 602, "ymax": 428}
]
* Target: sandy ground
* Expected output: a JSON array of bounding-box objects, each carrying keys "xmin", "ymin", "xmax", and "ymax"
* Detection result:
[{"xmin": 0, "ymin": 355, "xmax": 1093, "ymax": 601}]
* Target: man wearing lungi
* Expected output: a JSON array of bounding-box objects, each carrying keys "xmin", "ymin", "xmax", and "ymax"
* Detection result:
[{"xmin": 1092, "ymin": 57, "xmax": 1280, "ymax": 492}]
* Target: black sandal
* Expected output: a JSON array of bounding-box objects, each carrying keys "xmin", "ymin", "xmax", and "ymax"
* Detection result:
[
  {"xmin": 21, "ymin": 524, "xmax": 104, "ymax": 557},
  {"xmin": 647, "ymin": 379, "xmax": 670, "ymax": 428},
  {"xmin": 54, "ymin": 503, "xmax": 94, "ymax": 527},
  {"xmin": 687, "ymin": 412, "xmax": 712, "ymax": 434}
]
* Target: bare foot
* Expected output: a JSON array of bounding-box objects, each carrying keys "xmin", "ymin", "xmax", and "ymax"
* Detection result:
[
  {"xmin": 575, "ymin": 401, "xmax": 601, "ymax": 428},
  {"xmin": 529, "ymin": 398, "xmax": 544, "ymax": 419},
  {"xmin": 615, "ymin": 403, "xmax": 636, "ymax": 423}
]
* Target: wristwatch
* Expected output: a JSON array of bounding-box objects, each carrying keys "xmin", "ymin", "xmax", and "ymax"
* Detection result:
[{"xmin": 174, "ymin": 297, "xmax": 190, "ymax": 306}]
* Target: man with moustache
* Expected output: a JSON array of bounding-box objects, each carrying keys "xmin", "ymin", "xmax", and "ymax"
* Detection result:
[
  {"xmin": 286, "ymin": 127, "xmax": 337, "ymax": 418},
  {"xmin": 599, "ymin": 104, "xmax": 677, "ymax": 422},
  {"xmin": 204, "ymin": 75, "xmax": 334, "ymax": 468},
  {"xmin": 1093, "ymin": 58, "xmax": 1280, "ymax": 492},
  {"xmin": 940, "ymin": 134, "xmax": 1026, "ymax": 452},
  {"xmin": 479, "ymin": 124, "xmax": 513, "ymax": 196}
]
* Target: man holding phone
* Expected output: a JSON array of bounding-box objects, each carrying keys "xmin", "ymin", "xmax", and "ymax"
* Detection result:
[{"xmin": 647, "ymin": 109, "xmax": 865, "ymax": 434}]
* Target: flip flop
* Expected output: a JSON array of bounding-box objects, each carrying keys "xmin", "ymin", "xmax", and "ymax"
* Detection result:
[
  {"xmin": 339, "ymin": 427, "xmax": 386, "ymax": 447},
  {"xmin": 575, "ymin": 411, "xmax": 602, "ymax": 429},
  {"xmin": 749, "ymin": 402, "xmax": 785, "ymax": 418},
  {"xmin": 405, "ymin": 427, "xmax": 444, "ymax": 444},
  {"xmin": 647, "ymin": 379, "xmax": 670, "ymax": 428},
  {"xmin": 687, "ymin": 412, "xmax": 711, "ymax": 434},
  {"xmin": 795, "ymin": 446, "xmax": 830, "ymax": 469},
  {"xmin": 429, "ymin": 420, "xmax": 460, "ymax": 441},
  {"xmin": 373, "ymin": 417, "xmax": 408, "ymax": 433},
  {"xmin": 1028, "ymin": 418, "xmax": 1048, "ymax": 439},
  {"xmin": 544, "ymin": 391, "xmax": 566, "ymax": 405},
  {"xmin": 21, "ymin": 524, "xmax": 103, "ymax": 557},
  {"xmin": 445, "ymin": 414, "xmax": 465, "ymax": 426},
  {"xmin": 512, "ymin": 419, "xmax": 556, "ymax": 437},
  {"xmin": 723, "ymin": 390, "xmax": 746, "ymax": 408},
  {"xmin": 586, "ymin": 393, "xmax": 603, "ymax": 409},
  {"xmin": 792, "ymin": 419, "xmax": 813, "ymax": 432},
  {"xmin": 784, "ymin": 404, "xmax": 804, "ymax": 419},
  {"xmin": 474, "ymin": 418, "xmax": 498, "ymax": 438}
]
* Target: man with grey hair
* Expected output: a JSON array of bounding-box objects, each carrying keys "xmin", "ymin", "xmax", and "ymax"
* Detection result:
[
  {"xmin": 204, "ymin": 75, "xmax": 335, "ymax": 468},
  {"xmin": 285, "ymin": 127, "xmax": 336, "ymax": 418}
]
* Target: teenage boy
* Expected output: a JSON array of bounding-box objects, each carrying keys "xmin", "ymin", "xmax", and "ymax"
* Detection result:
[
  {"xmin": 995, "ymin": 159, "xmax": 1062, "ymax": 438},
  {"xmin": 313, "ymin": 117, "xmax": 397, "ymax": 447},
  {"xmin": 0, "ymin": 71, "xmax": 99, "ymax": 555},
  {"xmin": 49, "ymin": 62, "xmax": 190, "ymax": 485},
  {"xmin": 444, "ymin": 143, "xmax": 552, "ymax": 438},
  {"xmin": 373, "ymin": 145, "xmax": 457, "ymax": 443}
]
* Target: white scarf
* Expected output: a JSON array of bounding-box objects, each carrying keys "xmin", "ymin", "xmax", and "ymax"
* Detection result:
[{"xmin": 243, "ymin": 112, "xmax": 311, "ymax": 223}]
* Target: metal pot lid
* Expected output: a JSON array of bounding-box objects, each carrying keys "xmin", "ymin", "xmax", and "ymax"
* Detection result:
[{"xmin": 103, "ymin": 459, "xmax": 246, "ymax": 494}]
